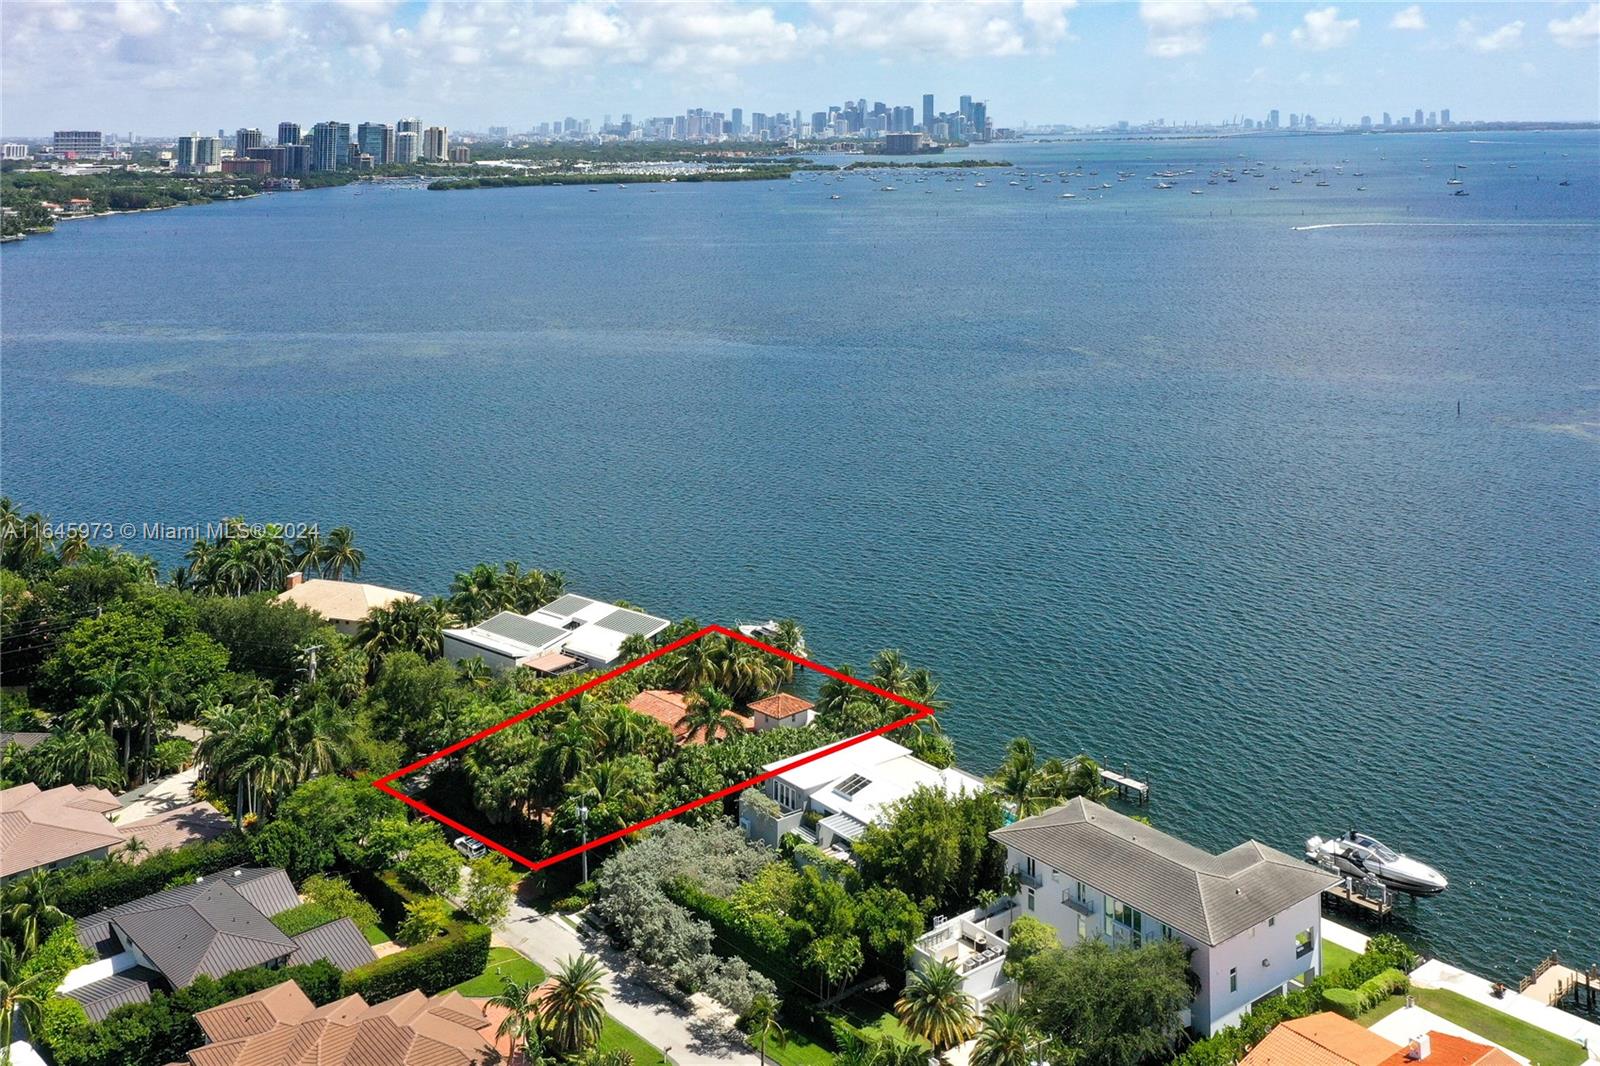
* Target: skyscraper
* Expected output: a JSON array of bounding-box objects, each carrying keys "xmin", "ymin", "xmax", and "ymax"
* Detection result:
[
  {"xmin": 1440, "ymin": 108, "xmax": 1451, "ymax": 126},
  {"xmin": 922, "ymin": 94, "xmax": 935, "ymax": 131},
  {"xmin": 422, "ymin": 126, "xmax": 448, "ymax": 161},
  {"xmin": 358, "ymin": 122, "xmax": 394, "ymax": 165},
  {"xmin": 393, "ymin": 131, "xmax": 420, "ymax": 163},
  {"xmin": 277, "ymin": 122, "xmax": 300, "ymax": 146},
  {"xmin": 731, "ymin": 108, "xmax": 744, "ymax": 138},
  {"xmin": 310, "ymin": 121, "xmax": 342, "ymax": 171},
  {"xmin": 235, "ymin": 128, "xmax": 263, "ymax": 152},
  {"xmin": 1382, "ymin": 111, "xmax": 1392, "ymax": 126},
  {"xmin": 971, "ymin": 101, "xmax": 987, "ymax": 141},
  {"xmin": 960, "ymin": 95, "xmax": 973, "ymax": 122},
  {"xmin": 1268, "ymin": 109, "xmax": 1280, "ymax": 129},
  {"xmin": 1414, "ymin": 108, "xmax": 1424, "ymax": 125}
]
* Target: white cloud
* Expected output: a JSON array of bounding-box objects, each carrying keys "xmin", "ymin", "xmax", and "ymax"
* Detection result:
[
  {"xmin": 1464, "ymin": 18, "xmax": 1524, "ymax": 52},
  {"xmin": 1548, "ymin": 3, "xmax": 1599, "ymax": 48},
  {"xmin": 813, "ymin": 1, "xmax": 1076, "ymax": 58},
  {"xmin": 1390, "ymin": 5, "xmax": 1426, "ymax": 31},
  {"xmin": 1139, "ymin": 0, "xmax": 1256, "ymax": 58},
  {"xmin": 1259, "ymin": 30, "xmax": 1276, "ymax": 46},
  {"xmin": 1291, "ymin": 6, "xmax": 1359, "ymax": 50}
]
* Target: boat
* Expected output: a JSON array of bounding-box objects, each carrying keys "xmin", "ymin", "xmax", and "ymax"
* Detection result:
[
  {"xmin": 880, "ymin": 186, "xmax": 895, "ymax": 192},
  {"xmin": 1268, "ymin": 185, "xmax": 1280, "ymax": 190},
  {"xmin": 975, "ymin": 181, "xmax": 988, "ymax": 188},
  {"xmin": 1357, "ymin": 186, "xmax": 1367, "ymax": 191},
  {"xmin": 1559, "ymin": 179, "xmax": 1571, "ymax": 186},
  {"xmin": 1315, "ymin": 180, "xmax": 1330, "ymax": 187},
  {"xmin": 830, "ymin": 194, "xmax": 841, "ymax": 200},
  {"xmin": 735, "ymin": 621, "xmax": 806, "ymax": 655},
  {"xmin": 1190, "ymin": 189, "xmax": 1204, "ymax": 195},
  {"xmin": 1453, "ymin": 189, "xmax": 1470, "ymax": 196},
  {"xmin": 1155, "ymin": 182, "xmax": 1173, "ymax": 189},
  {"xmin": 1306, "ymin": 832, "xmax": 1447, "ymax": 896},
  {"xmin": 1447, "ymin": 178, "xmax": 1463, "ymax": 186},
  {"xmin": 1058, "ymin": 193, "xmax": 1076, "ymax": 199}
]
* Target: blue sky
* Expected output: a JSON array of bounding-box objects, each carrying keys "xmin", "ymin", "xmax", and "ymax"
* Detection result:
[{"xmin": 2, "ymin": 1, "xmax": 1597, "ymax": 135}]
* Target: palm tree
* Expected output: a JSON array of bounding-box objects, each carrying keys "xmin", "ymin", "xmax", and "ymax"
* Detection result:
[
  {"xmin": 321, "ymin": 526, "xmax": 364, "ymax": 580},
  {"xmin": 970, "ymin": 1008, "xmax": 1039, "ymax": 1066},
  {"xmin": 896, "ymin": 962, "xmax": 977, "ymax": 1064},
  {"xmin": 540, "ymin": 954, "xmax": 606, "ymax": 1055},
  {"xmin": 868, "ymin": 649, "xmax": 914, "ymax": 697},
  {"xmin": 566, "ymin": 758, "xmax": 656, "ymax": 837},
  {"xmin": 120, "ymin": 836, "xmax": 149, "ymax": 863},
  {"xmin": 0, "ymin": 940, "xmax": 52, "ymax": 1061},
  {"xmin": 598, "ymin": 704, "xmax": 650, "ymax": 758},
  {"xmin": 3, "ymin": 871, "xmax": 66, "ymax": 954},
  {"xmin": 357, "ymin": 597, "xmax": 454, "ymax": 662},
  {"xmin": 131, "ymin": 656, "xmax": 180, "ymax": 783},
  {"xmin": 617, "ymin": 632, "xmax": 653, "ymax": 663},
  {"xmin": 719, "ymin": 640, "xmax": 782, "ymax": 702},
  {"xmin": 292, "ymin": 527, "xmax": 326, "ymax": 577},
  {"xmin": 743, "ymin": 994, "xmax": 787, "ymax": 1066},
  {"xmin": 680, "ymin": 685, "xmax": 743, "ymax": 744},
  {"xmin": 33, "ymin": 728, "xmax": 122, "ymax": 790},
  {"xmin": 58, "ymin": 528, "xmax": 89, "ymax": 564},
  {"xmin": 75, "ymin": 663, "xmax": 143, "ymax": 769},
  {"xmin": 488, "ymin": 974, "xmax": 548, "ymax": 1066},
  {"xmin": 661, "ymin": 634, "xmax": 722, "ymax": 692},
  {"xmin": 450, "ymin": 563, "xmax": 503, "ymax": 625}
]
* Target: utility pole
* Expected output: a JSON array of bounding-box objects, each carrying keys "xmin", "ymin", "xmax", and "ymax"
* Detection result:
[
  {"xmin": 578, "ymin": 804, "xmax": 590, "ymax": 883},
  {"xmin": 300, "ymin": 644, "xmax": 322, "ymax": 683}
]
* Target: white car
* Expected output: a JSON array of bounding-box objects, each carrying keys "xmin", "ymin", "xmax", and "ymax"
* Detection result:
[{"xmin": 453, "ymin": 835, "xmax": 487, "ymax": 860}]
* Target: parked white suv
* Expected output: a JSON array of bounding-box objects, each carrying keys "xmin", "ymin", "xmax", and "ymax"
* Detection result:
[{"xmin": 453, "ymin": 834, "xmax": 487, "ymax": 860}]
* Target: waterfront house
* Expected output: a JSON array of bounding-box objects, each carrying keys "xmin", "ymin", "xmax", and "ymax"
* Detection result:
[
  {"xmin": 909, "ymin": 901, "xmax": 1020, "ymax": 1008},
  {"xmin": 275, "ymin": 573, "xmax": 419, "ymax": 637},
  {"xmin": 63, "ymin": 867, "xmax": 374, "ymax": 1021},
  {"xmin": 166, "ymin": 979, "xmax": 498, "ymax": 1066},
  {"xmin": 627, "ymin": 689, "xmax": 754, "ymax": 744},
  {"xmin": 740, "ymin": 735, "xmax": 986, "ymax": 851},
  {"xmin": 991, "ymin": 798, "xmax": 1338, "ymax": 1035},
  {"xmin": 748, "ymin": 693, "xmax": 817, "ymax": 732},
  {"xmin": 442, "ymin": 593, "xmax": 668, "ymax": 673}
]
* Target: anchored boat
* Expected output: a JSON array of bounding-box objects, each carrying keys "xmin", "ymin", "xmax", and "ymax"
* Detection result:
[{"xmin": 1306, "ymin": 831, "xmax": 1448, "ymax": 896}]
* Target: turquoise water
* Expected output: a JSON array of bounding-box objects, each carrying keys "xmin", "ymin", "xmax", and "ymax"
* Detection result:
[{"xmin": 3, "ymin": 131, "xmax": 1597, "ymax": 980}]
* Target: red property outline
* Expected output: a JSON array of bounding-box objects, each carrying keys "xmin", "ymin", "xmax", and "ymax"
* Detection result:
[{"xmin": 373, "ymin": 624, "xmax": 934, "ymax": 871}]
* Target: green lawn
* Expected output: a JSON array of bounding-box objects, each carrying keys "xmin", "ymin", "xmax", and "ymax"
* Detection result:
[
  {"xmin": 360, "ymin": 923, "xmax": 389, "ymax": 946},
  {"xmin": 596, "ymin": 1015, "xmax": 672, "ymax": 1066},
  {"xmin": 762, "ymin": 1001, "xmax": 925, "ymax": 1066},
  {"xmin": 448, "ymin": 947, "xmax": 547, "ymax": 997},
  {"xmin": 1323, "ymin": 940, "xmax": 1360, "ymax": 974},
  {"xmin": 1359, "ymin": 994, "xmax": 1409, "ymax": 1026},
  {"xmin": 1409, "ymin": 988, "xmax": 1588, "ymax": 1066}
]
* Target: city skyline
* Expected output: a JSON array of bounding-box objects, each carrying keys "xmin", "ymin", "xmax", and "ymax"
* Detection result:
[{"xmin": 2, "ymin": 1, "xmax": 1597, "ymax": 134}]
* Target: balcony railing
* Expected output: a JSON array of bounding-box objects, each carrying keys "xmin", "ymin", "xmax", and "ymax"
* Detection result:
[
  {"xmin": 1065, "ymin": 894, "xmax": 1096, "ymax": 916},
  {"xmin": 1013, "ymin": 865, "xmax": 1044, "ymax": 889}
]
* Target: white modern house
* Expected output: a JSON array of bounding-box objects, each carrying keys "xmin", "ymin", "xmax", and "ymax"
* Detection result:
[
  {"xmin": 740, "ymin": 735, "xmax": 986, "ymax": 851},
  {"xmin": 909, "ymin": 902, "xmax": 1020, "ymax": 1008},
  {"xmin": 441, "ymin": 593, "xmax": 669, "ymax": 674},
  {"xmin": 991, "ymin": 798, "xmax": 1338, "ymax": 1036}
]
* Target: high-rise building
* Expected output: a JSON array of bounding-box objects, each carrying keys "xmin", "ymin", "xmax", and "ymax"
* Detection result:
[
  {"xmin": 277, "ymin": 122, "xmax": 300, "ymax": 146},
  {"xmin": 1268, "ymin": 109, "xmax": 1280, "ymax": 129},
  {"xmin": 235, "ymin": 128, "xmax": 263, "ymax": 152},
  {"xmin": 971, "ymin": 101, "xmax": 988, "ymax": 141},
  {"xmin": 393, "ymin": 131, "xmax": 420, "ymax": 164},
  {"xmin": 357, "ymin": 122, "xmax": 394, "ymax": 165},
  {"xmin": 1414, "ymin": 108, "xmax": 1424, "ymax": 126},
  {"xmin": 1427, "ymin": 111, "xmax": 1437, "ymax": 126},
  {"xmin": 310, "ymin": 121, "xmax": 342, "ymax": 171},
  {"xmin": 52, "ymin": 130, "xmax": 102, "ymax": 155},
  {"xmin": 422, "ymin": 126, "xmax": 448, "ymax": 161},
  {"xmin": 959, "ymin": 95, "xmax": 973, "ymax": 122},
  {"xmin": 1382, "ymin": 111, "xmax": 1392, "ymax": 126},
  {"xmin": 922, "ymin": 93, "xmax": 935, "ymax": 131},
  {"xmin": 731, "ymin": 108, "xmax": 744, "ymax": 138},
  {"xmin": 448, "ymin": 146, "xmax": 470, "ymax": 163},
  {"xmin": 176, "ymin": 133, "xmax": 221, "ymax": 173},
  {"xmin": 3, "ymin": 144, "xmax": 31, "ymax": 160},
  {"xmin": 1360, "ymin": 115, "xmax": 1373, "ymax": 129},
  {"xmin": 397, "ymin": 117, "xmax": 423, "ymax": 136},
  {"xmin": 1440, "ymin": 108, "xmax": 1451, "ymax": 125}
]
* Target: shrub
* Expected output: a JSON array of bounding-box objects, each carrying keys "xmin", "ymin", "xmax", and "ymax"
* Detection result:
[
  {"xmin": 341, "ymin": 919, "xmax": 490, "ymax": 1002},
  {"xmin": 150, "ymin": 737, "xmax": 194, "ymax": 775},
  {"xmin": 1323, "ymin": 968, "xmax": 1408, "ymax": 1019},
  {"xmin": 270, "ymin": 901, "xmax": 339, "ymax": 936},
  {"xmin": 347, "ymin": 866, "xmax": 417, "ymax": 928},
  {"xmin": 250, "ymin": 817, "xmax": 336, "ymax": 881},
  {"xmin": 54, "ymin": 832, "xmax": 252, "ymax": 915},
  {"xmin": 20, "ymin": 920, "xmax": 92, "ymax": 989},
  {"xmin": 301, "ymin": 873, "xmax": 380, "ymax": 931}
]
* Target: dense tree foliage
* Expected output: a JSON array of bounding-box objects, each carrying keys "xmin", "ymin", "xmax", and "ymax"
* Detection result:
[
  {"xmin": 1021, "ymin": 938, "xmax": 1193, "ymax": 1066},
  {"xmin": 852, "ymin": 786, "xmax": 1009, "ymax": 917}
]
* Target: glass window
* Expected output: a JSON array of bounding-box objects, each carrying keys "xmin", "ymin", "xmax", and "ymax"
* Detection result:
[
  {"xmin": 1230, "ymin": 968, "xmax": 1238, "ymax": 993},
  {"xmin": 1026, "ymin": 856, "xmax": 1037, "ymax": 878},
  {"xmin": 1027, "ymin": 889, "xmax": 1035, "ymax": 912},
  {"xmin": 1078, "ymin": 915, "xmax": 1088, "ymax": 940}
]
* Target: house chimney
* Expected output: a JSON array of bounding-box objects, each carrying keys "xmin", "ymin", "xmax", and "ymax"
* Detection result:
[
  {"xmin": 1407, "ymin": 1035, "xmax": 1431, "ymax": 1060},
  {"xmin": 285, "ymin": 571, "xmax": 304, "ymax": 590}
]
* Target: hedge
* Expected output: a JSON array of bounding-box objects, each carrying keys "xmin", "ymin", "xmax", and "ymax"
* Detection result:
[
  {"xmin": 348, "ymin": 865, "xmax": 417, "ymax": 928},
  {"xmin": 20, "ymin": 921, "xmax": 92, "ymax": 989},
  {"xmin": 1323, "ymin": 969, "xmax": 1409, "ymax": 1019},
  {"xmin": 270, "ymin": 901, "xmax": 339, "ymax": 936},
  {"xmin": 665, "ymin": 877, "xmax": 809, "ymax": 992},
  {"xmin": 340, "ymin": 918, "xmax": 490, "ymax": 1002},
  {"xmin": 54, "ymin": 832, "xmax": 253, "ymax": 916}
]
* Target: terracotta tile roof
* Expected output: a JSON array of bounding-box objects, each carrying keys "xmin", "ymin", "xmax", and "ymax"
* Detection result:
[
  {"xmin": 525, "ymin": 651, "xmax": 579, "ymax": 673},
  {"xmin": 747, "ymin": 693, "xmax": 815, "ymax": 719},
  {"xmin": 117, "ymin": 801, "xmax": 234, "ymax": 855},
  {"xmin": 1376, "ymin": 1033, "xmax": 1520, "ymax": 1066},
  {"xmin": 275, "ymin": 579, "xmax": 418, "ymax": 624},
  {"xmin": 1242, "ymin": 1013, "xmax": 1400, "ymax": 1066},
  {"xmin": 0, "ymin": 783, "xmax": 126, "ymax": 878},
  {"xmin": 187, "ymin": 981, "xmax": 497, "ymax": 1066},
  {"xmin": 626, "ymin": 690, "xmax": 754, "ymax": 745}
]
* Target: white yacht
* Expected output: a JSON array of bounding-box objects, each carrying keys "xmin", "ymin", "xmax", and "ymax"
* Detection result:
[{"xmin": 1306, "ymin": 831, "xmax": 1448, "ymax": 896}]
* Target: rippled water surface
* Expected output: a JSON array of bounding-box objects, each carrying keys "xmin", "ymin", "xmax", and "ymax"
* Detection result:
[{"xmin": 4, "ymin": 131, "xmax": 1597, "ymax": 979}]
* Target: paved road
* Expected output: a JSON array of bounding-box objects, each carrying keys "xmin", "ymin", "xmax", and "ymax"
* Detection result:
[{"xmin": 493, "ymin": 901, "xmax": 760, "ymax": 1066}]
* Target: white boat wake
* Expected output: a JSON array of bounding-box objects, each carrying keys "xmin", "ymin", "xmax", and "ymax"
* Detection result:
[{"xmin": 1292, "ymin": 221, "xmax": 1598, "ymax": 231}]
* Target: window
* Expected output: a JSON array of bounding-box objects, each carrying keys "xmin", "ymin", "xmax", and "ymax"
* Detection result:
[
  {"xmin": 1296, "ymin": 929, "xmax": 1315, "ymax": 959},
  {"xmin": 1025, "ymin": 856, "xmax": 1038, "ymax": 879},
  {"xmin": 1027, "ymin": 889, "xmax": 1035, "ymax": 912},
  {"xmin": 1103, "ymin": 894, "xmax": 1143, "ymax": 947},
  {"xmin": 1229, "ymin": 968, "xmax": 1238, "ymax": 993},
  {"xmin": 1268, "ymin": 916, "xmax": 1276, "ymax": 927},
  {"xmin": 1076, "ymin": 881, "xmax": 1090, "ymax": 905},
  {"xmin": 1077, "ymin": 915, "xmax": 1088, "ymax": 941}
]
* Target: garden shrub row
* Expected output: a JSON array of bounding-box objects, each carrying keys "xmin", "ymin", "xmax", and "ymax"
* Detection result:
[
  {"xmin": 347, "ymin": 865, "xmax": 416, "ymax": 928},
  {"xmin": 665, "ymin": 876, "xmax": 808, "ymax": 988},
  {"xmin": 1323, "ymin": 968, "xmax": 1409, "ymax": 1019},
  {"xmin": 53, "ymin": 832, "xmax": 252, "ymax": 915},
  {"xmin": 270, "ymin": 901, "xmax": 340, "ymax": 936},
  {"xmin": 339, "ymin": 918, "xmax": 490, "ymax": 1002}
]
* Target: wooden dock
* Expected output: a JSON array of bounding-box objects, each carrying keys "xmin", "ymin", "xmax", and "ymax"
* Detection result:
[
  {"xmin": 1322, "ymin": 877, "xmax": 1395, "ymax": 919},
  {"xmin": 1100, "ymin": 767, "xmax": 1150, "ymax": 805},
  {"xmin": 1520, "ymin": 953, "xmax": 1600, "ymax": 1012}
]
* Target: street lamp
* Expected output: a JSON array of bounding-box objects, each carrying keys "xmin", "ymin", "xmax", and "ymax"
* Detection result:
[{"xmin": 578, "ymin": 803, "xmax": 589, "ymax": 884}]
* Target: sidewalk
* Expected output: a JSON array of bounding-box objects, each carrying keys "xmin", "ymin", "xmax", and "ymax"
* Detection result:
[
  {"xmin": 1323, "ymin": 917, "xmax": 1371, "ymax": 955},
  {"xmin": 493, "ymin": 902, "xmax": 760, "ymax": 1065},
  {"xmin": 1410, "ymin": 959, "xmax": 1600, "ymax": 1063}
]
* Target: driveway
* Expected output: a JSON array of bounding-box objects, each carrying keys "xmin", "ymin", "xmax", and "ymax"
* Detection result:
[
  {"xmin": 494, "ymin": 902, "xmax": 760, "ymax": 1065},
  {"xmin": 114, "ymin": 767, "xmax": 202, "ymax": 824}
]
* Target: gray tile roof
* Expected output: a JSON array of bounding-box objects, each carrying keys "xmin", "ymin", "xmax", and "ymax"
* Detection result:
[
  {"xmin": 63, "ymin": 965, "xmax": 160, "ymax": 1021},
  {"xmin": 477, "ymin": 611, "xmax": 567, "ymax": 650},
  {"xmin": 75, "ymin": 868, "xmax": 301, "ymax": 987},
  {"xmin": 287, "ymin": 917, "xmax": 378, "ymax": 971},
  {"xmin": 0, "ymin": 731, "xmax": 50, "ymax": 751},
  {"xmin": 991, "ymin": 798, "xmax": 1337, "ymax": 945},
  {"xmin": 539, "ymin": 593, "xmax": 600, "ymax": 618}
]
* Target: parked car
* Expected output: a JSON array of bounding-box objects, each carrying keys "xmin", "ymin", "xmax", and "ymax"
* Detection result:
[{"xmin": 453, "ymin": 834, "xmax": 487, "ymax": 860}]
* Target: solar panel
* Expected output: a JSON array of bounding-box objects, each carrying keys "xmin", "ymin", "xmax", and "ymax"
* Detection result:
[
  {"xmin": 594, "ymin": 607, "xmax": 669, "ymax": 637},
  {"xmin": 835, "ymin": 774, "xmax": 872, "ymax": 798},
  {"xmin": 540, "ymin": 594, "xmax": 599, "ymax": 619},
  {"xmin": 478, "ymin": 612, "xmax": 567, "ymax": 649}
]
